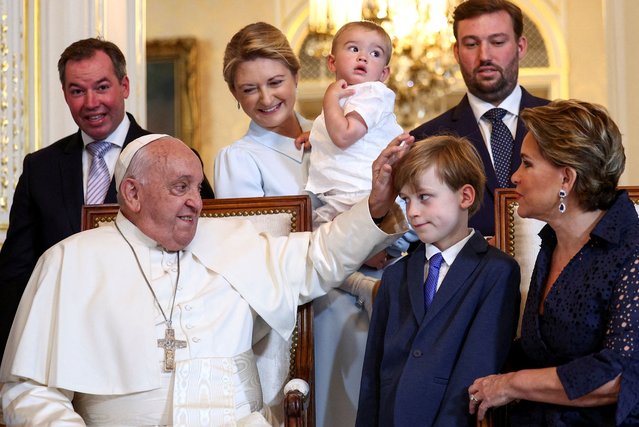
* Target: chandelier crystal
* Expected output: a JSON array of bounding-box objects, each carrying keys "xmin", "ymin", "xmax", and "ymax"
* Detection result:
[{"xmin": 307, "ymin": 0, "xmax": 459, "ymax": 127}]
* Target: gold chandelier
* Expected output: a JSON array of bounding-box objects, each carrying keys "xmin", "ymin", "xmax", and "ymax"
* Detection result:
[{"xmin": 307, "ymin": 0, "xmax": 460, "ymax": 127}]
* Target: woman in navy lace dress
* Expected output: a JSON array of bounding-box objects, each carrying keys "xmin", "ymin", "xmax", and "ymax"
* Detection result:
[{"xmin": 468, "ymin": 99, "xmax": 639, "ymax": 426}]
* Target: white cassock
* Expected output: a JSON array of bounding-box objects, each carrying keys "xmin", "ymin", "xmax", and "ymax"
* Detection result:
[{"xmin": 0, "ymin": 199, "xmax": 406, "ymax": 426}]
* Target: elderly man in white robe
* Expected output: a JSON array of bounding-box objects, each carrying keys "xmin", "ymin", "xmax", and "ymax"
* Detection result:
[{"xmin": 0, "ymin": 133, "xmax": 411, "ymax": 426}]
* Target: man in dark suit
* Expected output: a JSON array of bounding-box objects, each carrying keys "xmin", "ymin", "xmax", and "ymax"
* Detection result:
[
  {"xmin": 0, "ymin": 38, "xmax": 213, "ymax": 358},
  {"xmin": 411, "ymin": 0, "xmax": 549, "ymax": 237}
]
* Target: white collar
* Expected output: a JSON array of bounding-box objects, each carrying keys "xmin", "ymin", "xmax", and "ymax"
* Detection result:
[
  {"xmin": 467, "ymin": 85, "xmax": 522, "ymax": 124},
  {"xmin": 424, "ymin": 229, "xmax": 475, "ymax": 266},
  {"xmin": 246, "ymin": 112, "xmax": 311, "ymax": 163},
  {"xmin": 81, "ymin": 113, "xmax": 131, "ymax": 147},
  {"xmin": 115, "ymin": 210, "xmax": 164, "ymax": 245}
]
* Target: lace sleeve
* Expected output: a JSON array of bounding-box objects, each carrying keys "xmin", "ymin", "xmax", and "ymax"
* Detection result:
[
  {"xmin": 604, "ymin": 250, "xmax": 639, "ymax": 424},
  {"xmin": 604, "ymin": 251, "xmax": 639, "ymax": 357},
  {"xmin": 557, "ymin": 248, "xmax": 639, "ymax": 403}
]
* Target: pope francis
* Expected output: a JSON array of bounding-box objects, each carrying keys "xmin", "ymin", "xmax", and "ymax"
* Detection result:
[{"xmin": 0, "ymin": 134, "xmax": 410, "ymax": 426}]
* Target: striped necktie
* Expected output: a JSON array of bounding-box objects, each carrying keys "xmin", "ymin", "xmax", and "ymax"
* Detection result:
[{"xmin": 86, "ymin": 140, "xmax": 113, "ymax": 204}]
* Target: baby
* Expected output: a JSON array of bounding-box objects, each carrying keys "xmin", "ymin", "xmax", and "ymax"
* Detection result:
[{"xmin": 306, "ymin": 20, "xmax": 404, "ymax": 228}]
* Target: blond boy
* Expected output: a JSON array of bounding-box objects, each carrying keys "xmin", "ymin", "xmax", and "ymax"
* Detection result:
[{"xmin": 357, "ymin": 136, "xmax": 520, "ymax": 426}]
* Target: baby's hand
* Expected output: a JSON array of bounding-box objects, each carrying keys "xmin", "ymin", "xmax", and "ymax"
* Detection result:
[
  {"xmin": 294, "ymin": 131, "xmax": 311, "ymax": 150},
  {"xmin": 364, "ymin": 250, "xmax": 388, "ymax": 270},
  {"xmin": 325, "ymin": 79, "xmax": 356, "ymax": 100}
]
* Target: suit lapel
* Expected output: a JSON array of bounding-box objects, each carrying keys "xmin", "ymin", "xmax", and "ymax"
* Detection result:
[
  {"xmin": 450, "ymin": 96, "xmax": 481, "ymax": 138},
  {"xmin": 512, "ymin": 88, "xmax": 534, "ymax": 177},
  {"xmin": 423, "ymin": 233, "xmax": 488, "ymax": 322},
  {"xmin": 511, "ymin": 88, "xmax": 548, "ymax": 178},
  {"xmin": 451, "ymin": 96, "xmax": 500, "ymax": 194},
  {"xmin": 407, "ymin": 243, "xmax": 427, "ymax": 321},
  {"xmin": 104, "ymin": 170, "xmax": 119, "ymax": 203},
  {"xmin": 104, "ymin": 113, "xmax": 150, "ymax": 203},
  {"xmin": 59, "ymin": 132, "xmax": 85, "ymax": 232}
]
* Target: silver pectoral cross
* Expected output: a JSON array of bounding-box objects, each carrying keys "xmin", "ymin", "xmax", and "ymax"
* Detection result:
[{"xmin": 157, "ymin": 327, "xmax": 187, "ymax": 372}]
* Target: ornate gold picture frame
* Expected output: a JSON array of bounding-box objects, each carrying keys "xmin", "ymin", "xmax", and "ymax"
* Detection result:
[{"xmin": 146, "ymin": 37, "xmax": 199, "ymax": 148}]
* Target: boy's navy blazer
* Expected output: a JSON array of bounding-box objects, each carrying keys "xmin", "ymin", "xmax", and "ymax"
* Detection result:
[
  {"xmin": 356, "ymin": 232, "xmax": 521, "ymax": 426},
  {"xmin": 410, "ymin": 87, "xmax": 549, "ymax": 236}
]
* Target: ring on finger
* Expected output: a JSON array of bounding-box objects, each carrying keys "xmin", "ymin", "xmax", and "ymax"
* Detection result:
[{"xmin": 469, "ymin": 393, "xmax": 479, "ymax": 404}]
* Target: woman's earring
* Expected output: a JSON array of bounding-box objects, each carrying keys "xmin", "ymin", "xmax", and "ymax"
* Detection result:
[
  {"xmin": 237, "ymin": 101, "xmax": 240, "ymax": 110},
  {"xmin": 558, "ymin": 189, "xmax": 567, "ymax": 213}
]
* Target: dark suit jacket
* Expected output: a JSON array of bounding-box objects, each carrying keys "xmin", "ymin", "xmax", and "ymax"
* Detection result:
[
  {"xmin": 410, "ymin": 87, "xmax": 549, "ymax": 236},
  {"xmin": 356, "ymin": 233, "xmax": 521, "ymax": 427},
  {"xmin": 0, "ymin": 113, "xmax": 214, "ymax": 358}
]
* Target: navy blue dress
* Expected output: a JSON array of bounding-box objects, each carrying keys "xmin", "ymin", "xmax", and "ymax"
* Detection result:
[{"xmin": 511, "ymin": 191, "xmax": 639, "ymax": 426}]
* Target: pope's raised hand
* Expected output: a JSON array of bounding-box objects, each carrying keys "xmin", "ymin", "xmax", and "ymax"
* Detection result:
[{"xmin": 368, "ymin": 133, "xmax": 414, "ymax": 219}]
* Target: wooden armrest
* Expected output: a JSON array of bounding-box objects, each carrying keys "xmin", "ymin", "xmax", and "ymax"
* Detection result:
[
  {"xmin": 284, "ymin": 379, "xmax": 310, "ymax": 427},
  {"xmin": 372, "ymin": 279, "xmax": 382, "ymax": 302},
  {"xmin": 476, "ymin": 405, "xmax": 509, "ymax": 427},
  {"xmin": 284, "ymin": 390, "xmax": 308, "ymax": 427}
]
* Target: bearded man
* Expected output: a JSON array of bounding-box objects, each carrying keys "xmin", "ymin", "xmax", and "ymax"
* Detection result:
[{"xmin": 410, "ymin": 0, "xmax": 549, "ymax": 237}]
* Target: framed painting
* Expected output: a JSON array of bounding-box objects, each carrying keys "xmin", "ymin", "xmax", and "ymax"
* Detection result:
[{"xmin": 146, "ymin": 37, "xmax": 199, "ymax": 148}]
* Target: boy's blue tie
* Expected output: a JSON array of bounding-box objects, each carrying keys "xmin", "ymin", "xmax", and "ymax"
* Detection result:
[{"xmin": 424, "ymin": 252, "xmax": 443, "ymax": 311}]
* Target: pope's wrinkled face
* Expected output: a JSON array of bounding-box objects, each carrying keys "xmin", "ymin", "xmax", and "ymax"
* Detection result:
[{"xmin": 134, "ymin": 139, "xmax": 203, "ymax": 251}]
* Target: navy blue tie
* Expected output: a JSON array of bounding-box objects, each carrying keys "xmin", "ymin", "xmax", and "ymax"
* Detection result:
[
  {"xmin": 483, "ymin": 108, "xmax": 514, "ymax": 188},
  {"xmin": 424, "ymin": 253, "xmax": 443, "ymax": 311}
]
